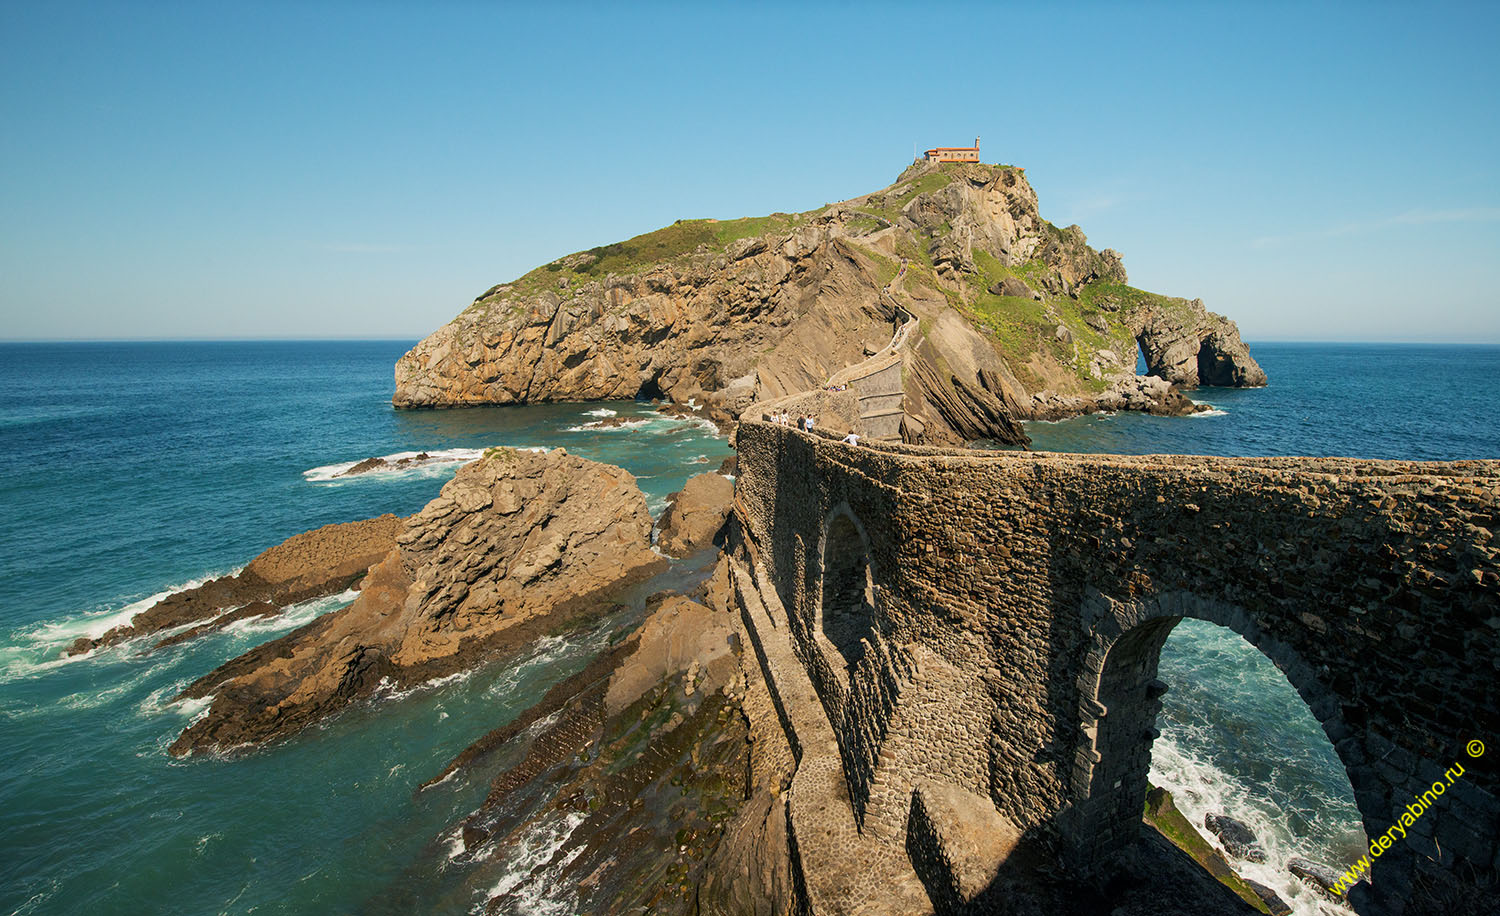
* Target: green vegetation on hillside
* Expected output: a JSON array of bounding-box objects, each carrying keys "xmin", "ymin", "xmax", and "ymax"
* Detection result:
[
  {"xmin": 855, "ymin": 168, "xmax": 954, "ymax": 226},
  {"xmin": 484, "ymin": 209, "xmax": 824, "ymax": 302},
  {"xmin": 1075, "ymin": 280, "xmax": 1195, "ymax": 320},
  {"xmin": 460, "ymin": 157, "xmax": 1188, "ymax": 399}
]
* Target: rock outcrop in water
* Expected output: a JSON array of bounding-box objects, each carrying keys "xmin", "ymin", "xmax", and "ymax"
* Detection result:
[
  {"xmin": 1205, "ymin": 813, "xmax": 1267, "ymax": 864},
  {"xmin": 393, "ymin": 161, "xmax": 1265, "ymax": 445},
  {"xmin": 405, "ymin": 560, "xmax": 794, "ymax": 916},
  {"xmin": 66, "ymin": 514, "xmax": 403, "ymax": 657},
  {"xmin": 656, "ymin": 470, "xmax": 734, "ymax": 557},
  {"xmin": 168, "ymin": 448, "xmax": 666, "ymax": 756}
]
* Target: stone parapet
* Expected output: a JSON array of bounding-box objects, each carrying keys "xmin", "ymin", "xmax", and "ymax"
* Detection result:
[{"xmin": 730, "ymin": 419, "xmax": 1500, "ymax": 915}]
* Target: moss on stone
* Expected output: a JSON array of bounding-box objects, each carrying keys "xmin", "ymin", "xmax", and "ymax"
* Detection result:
[{"xmin": 1143, "ymin": 785, "xmax": 1273, "ymax": 914}]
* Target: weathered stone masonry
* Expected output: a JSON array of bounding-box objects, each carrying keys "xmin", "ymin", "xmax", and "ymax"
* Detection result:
[{"xmin": 729, "ymin": 420, "xmax": 1500, "ymax": 915}]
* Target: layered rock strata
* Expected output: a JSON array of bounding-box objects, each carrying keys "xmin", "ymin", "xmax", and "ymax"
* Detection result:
[
  {"xmin": 168, "ymin": 448, "xmax": 665, "ymax": 756},
  {"xmin": 66, "ymin": 514, "xmax": 403, "ymax": 656},
  {"xmin": 405, "ymin": 572, "xmax": 774, "ymax": 916}
]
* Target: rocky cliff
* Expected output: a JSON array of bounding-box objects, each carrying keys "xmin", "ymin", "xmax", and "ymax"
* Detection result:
[
  {"xmin": 168, "ymin": 448, "xmax": 665, "ymax": 756},
  {"xmin": 394, "ymin": 161, "xmax": 1264, "ymax": 445}
]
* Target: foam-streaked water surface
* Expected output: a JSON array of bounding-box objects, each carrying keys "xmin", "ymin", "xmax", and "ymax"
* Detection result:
[{"xmin": 0, "ymin": 341, "xmax": 730, "ymax": 916}]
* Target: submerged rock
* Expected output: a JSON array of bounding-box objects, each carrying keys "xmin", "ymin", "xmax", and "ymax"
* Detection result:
[
  {"xmin": 66, "ymin": 514, "xmax": 402, "ymax": 656},
  {"xmin": 168, "ymin": 448, "xmax": 666, "ymax": 756},
  {"xmin": 335, "ymin": 452, "xmax": 433, "ymax": 477},
  {"xmin": 1204, "ymin": 812, "xmax": 1267, "ymax": 863}
]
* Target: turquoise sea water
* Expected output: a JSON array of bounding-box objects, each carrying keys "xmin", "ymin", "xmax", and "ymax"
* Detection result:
[
  {"xmin": 0, "ymin": 341, "xmax": 1495, "ymax": 915},
  {"xmin": 0, "ymin": 341, "xmax": 730, "ymax": 916}
]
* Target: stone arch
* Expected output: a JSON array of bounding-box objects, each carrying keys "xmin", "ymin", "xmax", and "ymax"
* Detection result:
[
  {"xmin": 1134, "ymin": 334, "xmax": 1151, "ymax": 377},
  {"xmin": 1067, "ymin": 591, "xmax": 1372, "ymax": 899},
  {"xmin": 817, "ymin": 504, "xmax": 878, "ymax": 672}
]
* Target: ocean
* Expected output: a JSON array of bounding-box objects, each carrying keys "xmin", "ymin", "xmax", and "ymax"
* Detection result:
[{"xmin": 0, "ymin": 340, "xmax": 1495, "ymax": 915}]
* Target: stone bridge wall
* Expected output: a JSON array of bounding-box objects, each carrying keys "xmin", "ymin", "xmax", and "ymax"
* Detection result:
[{"xmin": 731, "ymin": 420, "xmax": 1500, "ymax": 915}]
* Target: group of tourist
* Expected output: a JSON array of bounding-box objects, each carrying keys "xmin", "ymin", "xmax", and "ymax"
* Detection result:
[
  {"xmin": 768, "ymin": 410, "xmax": 818, "ymax": 433},
  {"xmin": 764, "ymin": 410, "xmax": 861, "ymax": 446}
]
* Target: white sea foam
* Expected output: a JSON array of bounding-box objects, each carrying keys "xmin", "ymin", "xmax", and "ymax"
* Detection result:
[
  {"xmin": 564, "ymin": 413, "xmax": 723, "ymax": 437},
  {"xmin": 219, "ymin": 589, "xmax": 358, "ymax": 639},
  {"xmin": 133, "ymin": 681, "xmax": 214, "ymax": 731},
  {"xmin": 523, "ymin": 709, "xmax": 563, "ymax": 738},
  {"xmin": 477, "ymin": 811, "xmax": 587, "ymax": 915},
  {"xmin": 483, "ymin": 635, "xmax": 572, "ymax": 699},
  {"xmin": 1151, "ymin": 733, "xmax": 1358, "ymax": 916},
  {"xmin": 1189, "ymin": 400, "xmax": 1228, "ymax": 418},
  {"xmin": 582, "ymin": 408, "xmax": 617, "ymax": 418},
  {"xmin": 680, "ymin": 416, "xmax": 721, "ymax": 435},
  {"xmin": 373, "ymin": 667, "xmax": 476, "ymax": 703},
  {"xmin": 563, "ymin": 417, "xmax": 656, "ymax": 433},
  {"xmin": 444, "ymin": 825, "xmax": 468, "ymax": 861},
  {"xmin": 0, "ymin": 573, "xmax": 230, "ymax": 682},
  {"xmin": 303, "ymin": 448, "xmax": 487, "ymax": 483}
]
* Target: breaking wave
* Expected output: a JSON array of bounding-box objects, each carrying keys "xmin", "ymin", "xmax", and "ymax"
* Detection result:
[
  {"xmin": 1151, "ymin": 619, "xmax": 1365, "ymax": 916},
  {"xmin": 0, "ymin": 574, "xmax": 228, "ymax": 683},
  {"xmin": 563, "ymin": 414, "xmax": 721, "ymax": 436},
  {"xmin": 1151, "ymin": 735, "xmax": 1358, "ymax": 916},
  {"xmin": 303, "ymin": 448, "xmax": 487, "ymax": 483},
  {"xmin": 477, "ymin": 811, "xmax": 587, "ymax": 915}
]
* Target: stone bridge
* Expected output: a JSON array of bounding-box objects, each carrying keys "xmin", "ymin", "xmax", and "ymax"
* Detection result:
[{"xmin": 726, "ymin": 420, "xmax": 1499, "ymax": 915}]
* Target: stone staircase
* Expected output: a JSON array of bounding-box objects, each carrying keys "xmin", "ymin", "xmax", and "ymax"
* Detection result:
[{"xmin": 826, "ymin": 279, "xmax": 918, "ymax": 440}]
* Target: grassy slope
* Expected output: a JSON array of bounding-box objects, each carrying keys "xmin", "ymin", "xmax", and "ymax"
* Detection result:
[{"xmin": 486, "ymin": 211, "xmax": 825, "ymax": 303}]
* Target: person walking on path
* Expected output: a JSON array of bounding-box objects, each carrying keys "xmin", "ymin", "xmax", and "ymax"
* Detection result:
[{"xmin": 842, "ymin": 432, "xmax": 860, "ymax": 446}]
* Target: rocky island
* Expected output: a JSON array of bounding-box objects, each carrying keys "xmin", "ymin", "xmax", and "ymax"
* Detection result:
[{"xmin": 393, "ymin": 160, "xmax": 1265, "ymax": 445}]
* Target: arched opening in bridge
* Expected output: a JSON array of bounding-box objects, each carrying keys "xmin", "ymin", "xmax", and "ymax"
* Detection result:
[
  {"xmin": 1085, "ymin": 615, "xmax": 1366, "ymax": 912},
  {"xmin": 819, "ymin": 510, "xmax": 877, "ymax": 670}
]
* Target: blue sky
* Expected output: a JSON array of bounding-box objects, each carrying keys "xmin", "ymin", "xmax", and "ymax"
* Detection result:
[{"xmin": 2, "ymin": 1, "xmax": 1496, "ymax": 342}]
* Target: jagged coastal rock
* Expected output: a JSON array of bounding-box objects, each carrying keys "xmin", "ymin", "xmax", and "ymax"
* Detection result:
[
  {"xmin": 168, "ymin": 448, "xmax": 665, "ymax": 756},
  {"xmin": 1289, "ymin": 856, "xmax": 1359, "ymax": 902},
  {"xmin": 67, "ymin": 514, "xmax": 403, "ymax": 656},
  {"xmin": 1205, "ymin": 813, "xmax": 1268, "ymax": 864},
  {"xmin": 655, "ymin": 470, "xmax": 734, "ymax": 557},
  {"xmin": 413, "ymin": 560, "xmax": 788, "ymax": 916},
  {"xmin": 393, "ymin": 161, "xmax": 1264, "ymax": 446}
]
